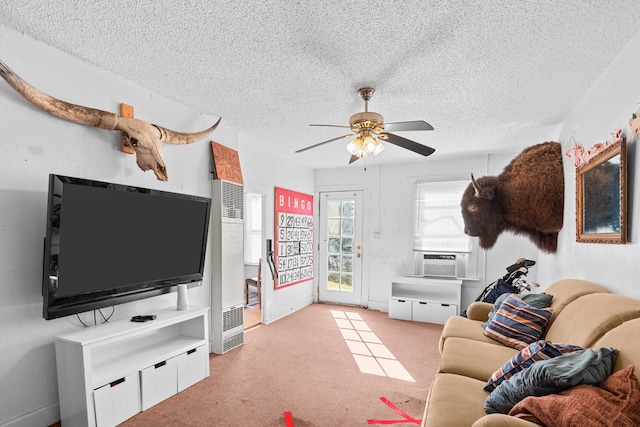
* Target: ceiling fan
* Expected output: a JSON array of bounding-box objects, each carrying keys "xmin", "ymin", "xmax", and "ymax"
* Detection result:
[{"xmin": 296, "ymin": 87, "xmax": 435, "ymax": 164}]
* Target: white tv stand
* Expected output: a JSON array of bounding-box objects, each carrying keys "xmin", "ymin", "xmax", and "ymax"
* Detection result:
[{"xmin": 55, "ymin": 306, "xmax": 210, "ymax": 427}]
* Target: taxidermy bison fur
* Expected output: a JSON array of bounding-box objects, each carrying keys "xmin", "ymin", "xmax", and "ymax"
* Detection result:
[{"xmin": 461, "ymin": 141, "xmax": 564, "ymax": 253}]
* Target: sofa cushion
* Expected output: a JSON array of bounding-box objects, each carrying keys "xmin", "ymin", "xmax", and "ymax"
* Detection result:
[
  {"xmin": 484, "ymin": 347, "xmax": 618, "ymax": 414},
  {"xmin": 484, "ymin": 340, "xmax": 583, "ymax": 391},
  {"xmin": 545, "ymin": 293, "xmax": 640, "ymax": 348},
  {"xmin": 483, "ymin": 295, "xmax": 553, "ymax": 350},
  {"xmin": 543, "ymin": 279, "xmax": 609, "ymax": 327},
  {"xmin": 593, "ymin": 318, "xmax": 640, "ymax": 372},
  {"xmin": 438, "ymin": 315, "xmax": 501, "ymax": 353},
  {"xmin": 422, "ymin": 373, "xmax": 490, "ymax": 427},
  {"xmin": 509, "ymin": 365, "xmax": 640, "ymax": 427},
  {"xmin": 439, "ymin": 337, "xmax": 519, "ymax": 382},
  {"xmin": 483, "ymin": 293, "xmax": 553, "ymax": 330}
]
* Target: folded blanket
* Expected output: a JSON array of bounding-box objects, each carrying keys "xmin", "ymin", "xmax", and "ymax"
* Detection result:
[{"xmin": 509, "ymin": 365, "xmax": 640, "ymax": 427}]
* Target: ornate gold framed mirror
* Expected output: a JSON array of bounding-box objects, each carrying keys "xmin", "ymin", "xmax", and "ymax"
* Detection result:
[{"xmin": 576, "ymin": 138, "xmax": 627, "ymax": 243}]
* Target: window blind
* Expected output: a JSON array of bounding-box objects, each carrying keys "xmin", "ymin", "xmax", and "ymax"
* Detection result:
[{"xmin": 413, "ymin": 180, "xmax": 471, "ymax": 252}]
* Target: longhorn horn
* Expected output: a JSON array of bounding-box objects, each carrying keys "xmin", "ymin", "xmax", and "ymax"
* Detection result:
[
  {"xmin": 0, "ymin": 58, "xmax": 220, "ymax": 181},
  {"xmin": 156, "ymin": 118, "xmax": 221, "ymax": 145},
  {"xmin": 0, "ymin": 59, "xmax": 219, "ymax": 141},
  {"xmin": 471, "ymin": 173, "xmax": 483, "ymax": 197},
  {"xmin": 0, "ymin": 59, "xmax": 119, "ymax": 130}
]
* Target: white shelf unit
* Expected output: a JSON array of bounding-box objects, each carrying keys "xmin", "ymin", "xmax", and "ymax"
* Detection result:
[
  {"xmin": 389, "ymin": 276, "xmax": 462, "ymax": 324},
  {"xmin": 55, "ymin": 305, "xmax": 210, "ymax": 427}
]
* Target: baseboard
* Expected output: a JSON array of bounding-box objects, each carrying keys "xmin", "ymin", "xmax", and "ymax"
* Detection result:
[
  {"xmin": 0, "ymin": 403, "xmax": 60, "ymax": 427},
  {"xmin": 366, "ymin": 300, "xmax": 388, "ymax": 312}
]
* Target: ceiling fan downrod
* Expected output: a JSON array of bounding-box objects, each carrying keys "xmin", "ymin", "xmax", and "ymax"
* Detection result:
[{"xmin": 358, "ymin": 87, "xmax": 375, "ymax": 112}]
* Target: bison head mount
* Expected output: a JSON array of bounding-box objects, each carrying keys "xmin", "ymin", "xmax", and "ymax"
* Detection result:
[
  {"xmin": 0, "ymin": 59, "xmax": 219, "ymax": 181},
  {"xmin": 461, "ymin": 141, "xmax": 564, "ymax": 253}
]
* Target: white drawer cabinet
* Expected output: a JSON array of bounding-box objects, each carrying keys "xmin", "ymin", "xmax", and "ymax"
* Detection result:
[
  {"xmin": 56, "ymin": 306, "xmax": 210, "ymax": 427},
  {"xmin": 389, "ymin": 277, "xmax": 462, "ymax": 324}
]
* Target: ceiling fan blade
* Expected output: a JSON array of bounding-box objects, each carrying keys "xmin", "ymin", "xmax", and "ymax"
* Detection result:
[
  {"xmin": 384, "ymin": 120, "xmax": 434, "ymax": 132},
  {"xmin": 295, "ymin": 134, "xmax": 354, "ymax": 153},
  {"xmin": 309, "ymin": 124, "xmax": 351, "ymax": 129},
  {"xmin": 382, "ymin": 132, "xmax": 435, "ymax": 156},
  {"xmin": 348, "ymin": 155, "xmax": 360, "ymax": 164}
]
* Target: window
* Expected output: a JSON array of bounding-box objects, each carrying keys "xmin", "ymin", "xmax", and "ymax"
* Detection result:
[
  {"xmin": 244, "ymin": 193, "xmax": 262, "ymax": 263},
  {"xmin": 413, "ymin": 180, "xmax": 471, "ymax": 252}
]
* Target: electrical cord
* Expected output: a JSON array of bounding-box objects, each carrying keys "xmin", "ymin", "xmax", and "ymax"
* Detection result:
[{"xmin": 76, "ymin": 307, "xmax": 116, "ymax": 327}]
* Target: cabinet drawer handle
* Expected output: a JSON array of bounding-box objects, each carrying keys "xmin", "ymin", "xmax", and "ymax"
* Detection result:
[
  {"xmin": 110, "ymin": 377, "xmax": 125, "ymax": 387},
  {"xmin": 187, "ymin": 348, "xmax": 197, "ymax": 355},
  {"xmin": 419, "ymin": 302, "xmax": 427, "ymax": 305},
  {"xmin": 398, "ymin": 299, "xmax": 406, "ymax": 303},
  {"xmin": 441, "ymin": 304, "xmax": 450, "ymax": 307},
  {"xmin": 154, "ymin": 361, "xmax": 167, "ymax": 369}
]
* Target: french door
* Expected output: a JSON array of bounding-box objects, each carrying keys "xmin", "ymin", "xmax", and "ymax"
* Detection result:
[{"xmin": 318, "ymin": 191, "xmax": 363, "ymax": 305}]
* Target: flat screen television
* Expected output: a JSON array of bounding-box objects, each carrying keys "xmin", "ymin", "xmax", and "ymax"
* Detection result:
[{"xmin": 42, "ymin": 174, "xmax": 211, "ymax": 320}]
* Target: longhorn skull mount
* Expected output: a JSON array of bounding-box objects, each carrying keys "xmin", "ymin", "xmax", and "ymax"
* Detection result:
[{"xmin": 0, "ymin": 59, "xmax": 220, "ymax": 181}]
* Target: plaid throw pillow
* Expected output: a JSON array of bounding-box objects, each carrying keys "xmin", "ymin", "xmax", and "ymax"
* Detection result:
[
  {"xmin": 483, "ymin": 294, "xmax": 553, "ymax": 350},
  {"xmin": 485, "ymin": 340, "xmax": 583, "ymax": 391}
]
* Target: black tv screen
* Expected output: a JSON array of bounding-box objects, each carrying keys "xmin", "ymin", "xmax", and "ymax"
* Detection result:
[{"xmin": 42, "ymin": 174, "xmax": 211, "ymax": 320}]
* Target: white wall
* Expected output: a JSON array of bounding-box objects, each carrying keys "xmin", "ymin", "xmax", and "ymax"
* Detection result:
[
  {"xmin": 0, "ymin": 26, "xmax": 314, "ymax": 426},
  {"xmin": 536, "ymin": 28, "xmax": 640, "ymax": 299},
  {"xmin": 238, "ymin": 139, "xmax": 315, "ymax": 324},
  {"xmin": 315, "ymin": 152, "xmax": 540, "ymax": 312}
]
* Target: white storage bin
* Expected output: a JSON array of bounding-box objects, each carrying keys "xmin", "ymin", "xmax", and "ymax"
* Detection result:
[
  {"xmin": 432, "ymin": 303, "xmax": 457, "ymax": 324},
  {"xmin": 389, "ymin": 298, "xmax": 412, "ymax": 320},
  {"xmin": 177, "ymin": 345, "xmax": 207, "ymax": 392},
  {"xmin": 141, "ymin": 357, "xmax": 178, "ymax": 410},
  {"xmin": 412, "ymin": 301, "xmax": 434, "ymax": 323},
  {"xmin": 93, "ymin": 373, "xmax": 141, "ymax": 427}
]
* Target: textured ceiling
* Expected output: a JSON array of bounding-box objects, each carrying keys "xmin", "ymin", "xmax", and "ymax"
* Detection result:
[{"xmin": 1, "ymin": 1, "xmax": 639, "ymax": 169}]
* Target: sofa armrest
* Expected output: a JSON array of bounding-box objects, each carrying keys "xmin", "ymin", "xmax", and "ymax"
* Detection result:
[
  {"xmin": 472, "ymin": 414, "xmax": 541, "ymax": 427},
  {"xmin": 466, "ymin": 302, "xmax": 493, "ymax": 321}
]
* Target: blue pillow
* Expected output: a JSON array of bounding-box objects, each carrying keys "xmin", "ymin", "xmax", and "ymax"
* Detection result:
[
  {"xmin": 484, "ymin": 340, "xmax": 583, "ymax": 391},
  {"xmin": 484, "ymin": 347, "xmax": 618, "ymax": 414}
]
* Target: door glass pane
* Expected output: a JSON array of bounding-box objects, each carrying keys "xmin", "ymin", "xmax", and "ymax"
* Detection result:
[
  {"xmin": 340, "ymin": 273, "xmax": 352, "ymax": 291},
  {"xmin": 327, "ymin": 272, "xmax": 340, "ymax": 290},
  {"xmin": 328, "ymin": 238, "xmax": 340, "ymax": 253},
  {"xmin": 341, "ymin": 219, "xmax": 354, "ymax": 236},
  {"xmin": 342, "ymin": 201, "xmax": 355, "ymax": 218},
  {"xmin": 328, "ymin": 200, "xmax": 341, "ymax": 218},
  {"xmin": 328, "ymin": 219, "xmax": 341, "ymax": 236},
  {"xmin": 341, "ymin": 237, "xmax": 353, "ymax": 254},
  {"xmin": 324, "ymin": 198, "xmax": 356, "ymax": 294},
  {"xmin": 341, "ymin": 255, "xmax": 353, "ymax": 272}
]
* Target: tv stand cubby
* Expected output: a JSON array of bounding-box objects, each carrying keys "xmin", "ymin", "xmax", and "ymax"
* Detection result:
[
  {"xmin": 55, "ymin": 305, "xmax": 210, "ymax": 427},
  {"xmin": 389, "ymin": 276, "xmax": 462, "ymax": 324}
]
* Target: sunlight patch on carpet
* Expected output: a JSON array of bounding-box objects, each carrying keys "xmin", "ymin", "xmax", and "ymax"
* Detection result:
[{"xmin": 331, "ymin": 310, "xmax": 416, "ymax": 382}]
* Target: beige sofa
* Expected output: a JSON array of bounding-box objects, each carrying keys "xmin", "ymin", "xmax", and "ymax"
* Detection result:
[{"xmin": 421, "ymin": 279, "xmax": 640, "ymax": 426}]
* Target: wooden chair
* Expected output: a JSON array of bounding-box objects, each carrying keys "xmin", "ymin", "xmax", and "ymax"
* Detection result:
[{"xmin": 245, "ymin": 260, "xmax": 262, "ymax": 308}]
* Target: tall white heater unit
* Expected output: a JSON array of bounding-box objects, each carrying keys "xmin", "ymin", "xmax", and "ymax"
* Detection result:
[{"xmin": 210, "ymin": 179, "xmax": 245, "ymax": 354}]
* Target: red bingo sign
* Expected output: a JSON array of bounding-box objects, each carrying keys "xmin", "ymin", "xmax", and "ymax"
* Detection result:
[{"xmin": 274, "ymin": 187, "xmax": 314, "ymax": 289}]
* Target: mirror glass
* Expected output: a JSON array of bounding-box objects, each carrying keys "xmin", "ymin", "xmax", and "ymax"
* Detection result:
[{"xmin": 576, "ymin": 138, "xmax": 627, "ymax": 243}]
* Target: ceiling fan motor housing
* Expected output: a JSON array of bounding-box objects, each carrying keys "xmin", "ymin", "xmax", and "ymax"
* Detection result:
[{"xmin": 349, "ymin": 111, "xmax": 385, "ymax": 133}]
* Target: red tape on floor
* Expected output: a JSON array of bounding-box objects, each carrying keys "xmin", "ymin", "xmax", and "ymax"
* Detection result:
[
  {"xmin": 367, "ymin": 396, "xmax": 421, "ymax": 425},
  {"xmin": 284, "ymin": 411, "xmax": 295, "ymax": 427}
]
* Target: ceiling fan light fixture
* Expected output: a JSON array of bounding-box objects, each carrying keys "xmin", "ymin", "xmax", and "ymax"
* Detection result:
[
  {"xmin": 364, "ymin": 134, "xmax": 376, "ymax": 153},
  {"xmin": 345, "ymin": 132, "xmax": 385, "ymax": 158},
  {"xmin": 346, "ymin": 137, "xmax": 362, "ymax": 155},
  {"xmin": 373, "ymin": 140, "xmax": 385, "ymax": 156}
]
